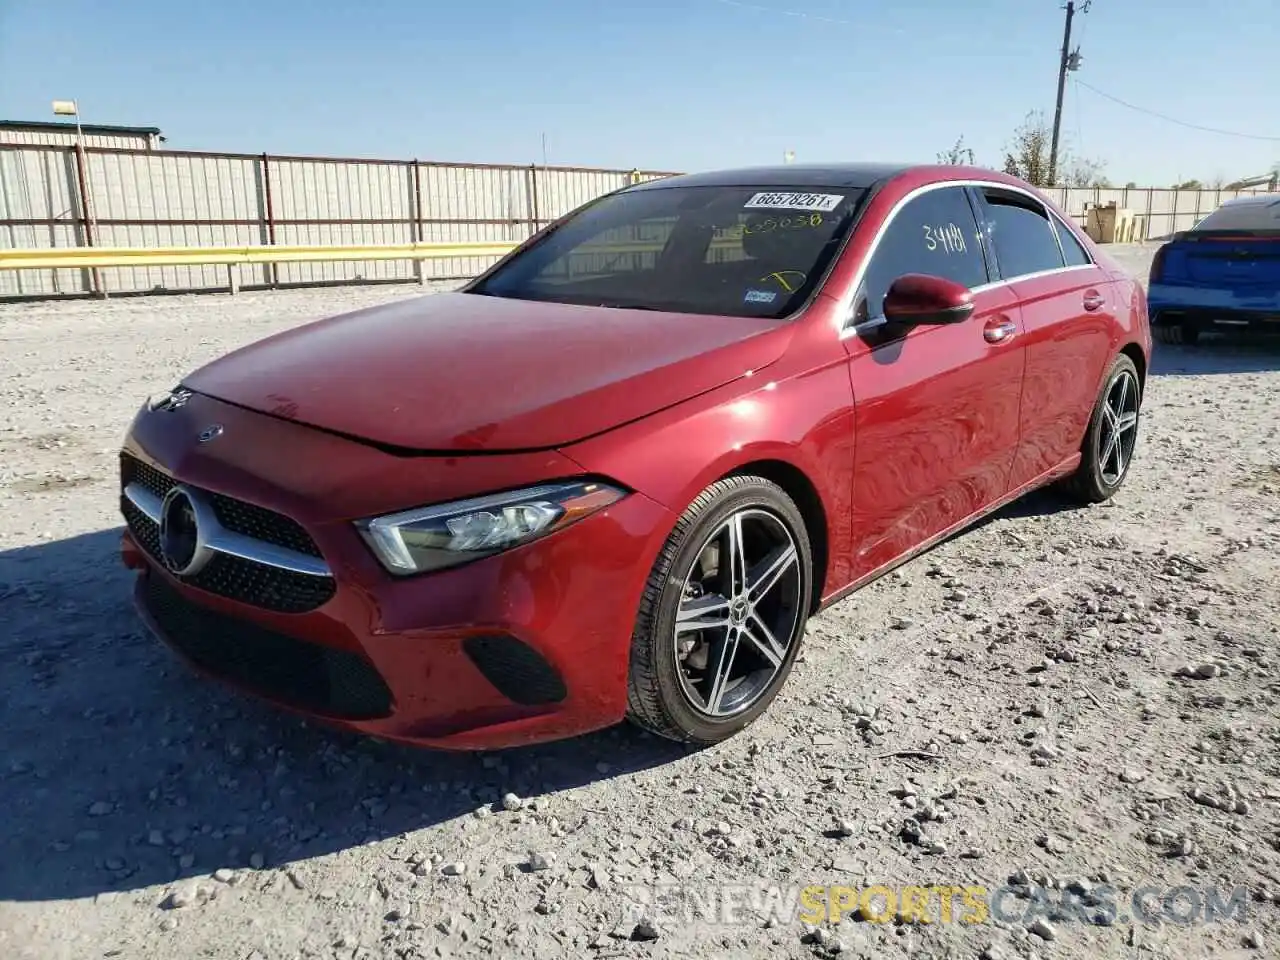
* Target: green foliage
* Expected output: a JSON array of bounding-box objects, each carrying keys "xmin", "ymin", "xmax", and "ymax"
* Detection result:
[{"xmin": 936, "ymin": 137, "xmax": 975, "ymax": 166}]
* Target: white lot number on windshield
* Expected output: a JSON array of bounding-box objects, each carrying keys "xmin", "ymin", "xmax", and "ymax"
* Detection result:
[{"xmin": 744, "ymin": 192, "xmax": 844, "ymax": 212}]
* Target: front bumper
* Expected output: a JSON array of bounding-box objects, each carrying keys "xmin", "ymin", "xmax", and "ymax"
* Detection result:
[{"xmin": 119, "ymin": 394, "xmax": 676, "ymax": 751}]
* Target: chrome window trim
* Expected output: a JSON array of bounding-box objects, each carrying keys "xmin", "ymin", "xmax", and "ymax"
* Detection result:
[
  {"xmin": 1046, "ymin": 208, "xmax": 1097, "ymax": 267},
  {"xmin": 834, "ymin": 178, "xmax": 1097, "ymax": 340},
  {"xmin": 123, "ymin": 482, "xmax": 332, "ymax": 578},
  {"xmin": 968, "ymin": 263, "xmax": 1097, "ymax": 293}
]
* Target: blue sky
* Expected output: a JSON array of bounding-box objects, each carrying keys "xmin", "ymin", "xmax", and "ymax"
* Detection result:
[{"xmin": 1, "ymin": 0, "xmax": 1277, "ymax": 185}]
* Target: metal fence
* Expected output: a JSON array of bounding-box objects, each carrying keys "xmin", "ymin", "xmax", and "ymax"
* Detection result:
[
  {"xmin": 0, "ymin": 141, "xmax": 1269, "ymax": 298},
  {"xmin": 0, "ymin": 144, "xmax": 676, "ymax": 297},
  {"xmin": 1038, "ymin": 184, "xmax": 1270, "ymax": 244}
]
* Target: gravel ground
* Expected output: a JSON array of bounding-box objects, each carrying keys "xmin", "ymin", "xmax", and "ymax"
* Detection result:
[{"xmin": 2, "ymin": 248, "xmax": 1280, "ymax": 960}]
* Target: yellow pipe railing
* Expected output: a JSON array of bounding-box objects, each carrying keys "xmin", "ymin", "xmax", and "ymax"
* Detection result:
[
  {"xmin": 0, "ymin": 235, "xmax": 752, "ymax": 272},
  {"xmin": 0, "ymin": 241, "xmax": 520, "ymax": 271},
  {"xmin": 0, "ymin": 236, "xmax": 751, "ymax": 296}
]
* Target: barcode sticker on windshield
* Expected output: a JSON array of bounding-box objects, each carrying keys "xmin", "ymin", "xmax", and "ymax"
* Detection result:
[{"xmin": 744, "ymin": 192, "xmax": 844, "ymax": 212}]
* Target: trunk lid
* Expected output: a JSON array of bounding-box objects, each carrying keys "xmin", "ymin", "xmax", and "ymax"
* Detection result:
[{"xmin": 1159, "ymin": 231, "xmax": 1280, "ymax": 289}]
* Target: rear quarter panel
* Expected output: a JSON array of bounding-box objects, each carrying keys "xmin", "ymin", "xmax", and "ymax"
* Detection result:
[{"xmin": 1069, "ymin": 224, "xmax": 1152, "ymax": 371}]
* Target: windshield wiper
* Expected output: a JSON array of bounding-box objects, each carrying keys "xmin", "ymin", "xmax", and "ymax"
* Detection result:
[{"xmin": 595, "ymin": 301, "xmax": 665, "ymax": 311}]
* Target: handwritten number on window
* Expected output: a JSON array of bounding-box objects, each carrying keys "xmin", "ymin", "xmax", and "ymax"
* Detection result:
[
  {"xmin": 743, "ymin": 213, "xmax": 824, "ymax": 236},
  {"xmin": 922, "ymin": 223, "xmax": 968, "ymax": 255}
]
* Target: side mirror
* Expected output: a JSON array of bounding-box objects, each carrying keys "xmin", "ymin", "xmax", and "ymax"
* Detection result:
[{"xmin": 882, "ymin": 273, "xmax": 975, "ymax": 326}]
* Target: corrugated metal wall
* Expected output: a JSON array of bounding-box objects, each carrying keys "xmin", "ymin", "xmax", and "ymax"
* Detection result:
[
  {"xmin": 88, "ymin": 149, "xmax": 265, "ymax": 292},
  {"xmin": 271, "ymin": 157, "xmax": 415, "ymax": 285},
  {"xmin": 0, "ymin": 128, "xmax": 155, "ymax": 150},
  {"xmin": 0, "ymin": 141, "xmax": 1270, "ymax": 299},
  {"xmin": 0, "ymin": 148, "xmax": 86, "ymax": 295}
]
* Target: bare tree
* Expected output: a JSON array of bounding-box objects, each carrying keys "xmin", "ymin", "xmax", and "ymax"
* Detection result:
[
  {"xmin": 1062, "ymin": 157, "xmax": 1111, "ymax": 189},
  {"xmin": 1001, "ymin": 111, "xmax": 1053, "ymax": 186},
  {"xmin": 1001, "ymin": 110, "xmax": 1109, "ymax": 187},
  {"xmin": 936, "ymin": 136, "xmax": 975, "ymax": 166}
]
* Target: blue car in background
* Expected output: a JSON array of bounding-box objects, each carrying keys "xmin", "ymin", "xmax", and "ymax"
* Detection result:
[{"xmin": 1147, "ymin": 194, "xmax": 1280, "ymax": 344}]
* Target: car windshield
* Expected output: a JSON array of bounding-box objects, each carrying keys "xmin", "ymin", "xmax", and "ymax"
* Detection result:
[
  {"xmin": 1191, "ymin": 198, "xmax": 1280, "ymax": 234},
  {"xmin": 468, "ymin": 184, "xmax": 868, "ymax": 318}
]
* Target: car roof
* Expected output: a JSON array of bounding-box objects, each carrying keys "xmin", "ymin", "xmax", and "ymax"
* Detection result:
[
  {"xmin": 1220, "ymin": 193, "xmax": 1280, "ymax": 207},
  {"xmin": 627, "ymin": 162, "xmax": 916, "ymax": 191}
]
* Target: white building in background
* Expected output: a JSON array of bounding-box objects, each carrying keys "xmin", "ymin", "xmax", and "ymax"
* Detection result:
[{"xmin": 0, "ymin": 119, "xmax": 164, "ymax": 151}]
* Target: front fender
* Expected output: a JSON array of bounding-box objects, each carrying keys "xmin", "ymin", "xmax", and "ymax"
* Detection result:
[{"xmin": 561, "ymin": 357, "xmax": 856, "ymax": 596}]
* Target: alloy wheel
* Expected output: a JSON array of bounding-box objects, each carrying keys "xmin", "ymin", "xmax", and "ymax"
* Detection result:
[
  {"xmin": 672, "ymin": 508, "xmax": 803, "ymax": 718},
  {"xmin": 1099, "ymin": 369, "xmax": 1140, "ymax": 486}
]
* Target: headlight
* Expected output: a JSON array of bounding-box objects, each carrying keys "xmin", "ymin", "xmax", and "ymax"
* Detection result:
[{"xmin": 356, "ymin": 480, "xmax": 627, "ymax": 575}]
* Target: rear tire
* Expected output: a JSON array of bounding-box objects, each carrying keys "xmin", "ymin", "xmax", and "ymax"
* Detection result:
[
  {"xmin": 1061, "ymin": 354, "xmax": 1142, "ymax": 505},
  {"xmin": 625, "ymin": 476, "xmax": 812, "ymax": 745},
  {"xmin": 1153, "ymin": 320, "xmax": 1199, "ymax": 345}
]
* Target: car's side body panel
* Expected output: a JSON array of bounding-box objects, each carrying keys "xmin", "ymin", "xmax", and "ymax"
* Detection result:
[
  {"xmin": 571, "ymin": 167, "xmax": 1152, "ymax": 612},
  {"xmin": 1003, "ymin": 266, "xmax": 1116, "ymax": 486},
  {"xmin": 816, "ymin": 167, "xmax": 1149, "ymax": 592},
  {"xmin": 841, "ymin": 284, "xmax": 1026, "ymax": 580},
  {"xmin": 820, "ymin": 175, "xmax": 1029, "ymax": 581},
  {"xmin": 964, "ymin": 180, "xmax": 1148, "ymax": 487},
  {"xmin": 561, "ymin": 311, "xmax": 860, "ymax": 598}
]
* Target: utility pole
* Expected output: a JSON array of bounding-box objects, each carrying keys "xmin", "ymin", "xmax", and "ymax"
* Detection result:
[{"xmin": 1048, "ymin": 0, "xmax": 1089, "ymax": 187}]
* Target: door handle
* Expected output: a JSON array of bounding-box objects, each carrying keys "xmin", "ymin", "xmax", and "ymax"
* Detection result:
[
  {"xmin": 1082, "ymin": 291, "xmax": 1105, "ymax": 311},
  {"xmin": 983, "ymin": 317, "xmax": 1018, "ymax": 344}
]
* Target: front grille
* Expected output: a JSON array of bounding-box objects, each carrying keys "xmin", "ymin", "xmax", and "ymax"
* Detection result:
[
  {"xmin": 126, "ymin": 456, "xmax": 172, "ymax": 500},
  {"xmin": 122, "ymin": 497, "xmax": 162, "ymax": 558},
  {"xmin": 207, "ymin": 492, "xmax": 323, "ymax": 558},
  {"xmin": 120, "ymin": 453, "xmax": 336, "ymax": 614},
  {"xmin": 142, "ymin": 574, "xmax": 392, "ymax": 720},
  {"xmin": 121, "ymin": 454, "xmax": 321, "ymax": 557}
]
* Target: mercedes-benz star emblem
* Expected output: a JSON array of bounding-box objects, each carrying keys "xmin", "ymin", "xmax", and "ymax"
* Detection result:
[
  {"xmin": 158, "ymin": 486, "xmax": 212, "ymax": 576},
  {"xmin": 198, "ymin": 423, "xmax": 224, "ymax": 443}
]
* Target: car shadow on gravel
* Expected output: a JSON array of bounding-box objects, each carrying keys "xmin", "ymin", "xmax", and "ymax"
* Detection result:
[
  {"xmin": 0, "ymin": 527, "xmax": 690, "ymax": 905},
  {"xmin": 1151, "ymin": 334, "xmax": 1280, "ymax": 377}
]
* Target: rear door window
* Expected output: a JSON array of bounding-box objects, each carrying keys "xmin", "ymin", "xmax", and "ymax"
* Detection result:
[
  {"xmin": 859, "ymin": 185, "xmax": 989, "ymax": 320},
  {"xmin": 1053, "ymin": 215, "xmax": 1093, "ymax": 267},
  {"xmin": 979, "ymin": 188, "xmax": 1066, "ymax": 280}
]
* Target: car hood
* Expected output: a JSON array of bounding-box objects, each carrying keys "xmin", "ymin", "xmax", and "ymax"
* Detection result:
[{"xmin": 183, "ymin": 292, "xmax": 791, "ymax": 452}]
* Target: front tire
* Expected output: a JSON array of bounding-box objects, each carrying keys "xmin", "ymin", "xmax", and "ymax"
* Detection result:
[
  {"xmin": 1061, "ymin": 353, "xmax": 1142, "ymax": 504},
  {"xmin": 625, "ymin": 476, "xmax": 813, "ymax": 745}
]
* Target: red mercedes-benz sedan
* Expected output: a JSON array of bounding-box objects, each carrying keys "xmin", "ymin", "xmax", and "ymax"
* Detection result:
[{"xmin": 118, "ymin": 163, "xmax": 1151, "ymax": 750}]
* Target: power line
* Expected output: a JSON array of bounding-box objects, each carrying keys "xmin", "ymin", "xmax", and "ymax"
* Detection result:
[
  {"xmin": 1074, "ymin": 80, "xmax": 1280, "ymax": 142},
  {"xmin": 1072, "ymin": 76, "xmax": 1084, "ymax": 152}
]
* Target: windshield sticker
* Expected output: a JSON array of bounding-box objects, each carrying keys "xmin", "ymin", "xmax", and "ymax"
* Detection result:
[
  {"xmin": 744, "ymin": 192, "xmax": 845, "ymax": 212},
  {"xmin": 744, "ymin": 289, "xmax": 778, "ymax": 304}
]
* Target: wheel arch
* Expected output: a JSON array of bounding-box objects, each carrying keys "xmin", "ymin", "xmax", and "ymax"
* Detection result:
[
  {"xmin": 1119, "ymin": 341, "xmax": 1147, "ymax": 394},
  {"xmin": 721, "ymin": 458, "xmax": 829, "ymax": 616}
]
